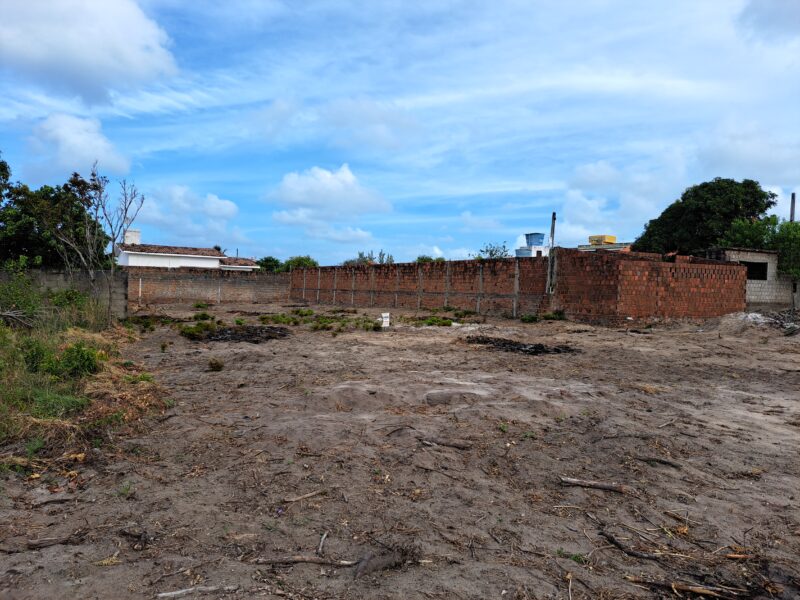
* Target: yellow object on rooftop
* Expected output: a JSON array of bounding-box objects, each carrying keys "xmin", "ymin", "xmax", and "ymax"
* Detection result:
[{"xmin": 588, "ymin": 235, "xmax": 617, "ymax": 246}]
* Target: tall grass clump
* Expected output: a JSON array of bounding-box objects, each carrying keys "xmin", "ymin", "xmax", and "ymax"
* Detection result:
[{"xmin": 0, "ymin": 264, "xmax": 166, "ymax": 462}]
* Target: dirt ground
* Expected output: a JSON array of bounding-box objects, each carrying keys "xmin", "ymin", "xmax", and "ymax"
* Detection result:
[{"xmin": 2, "ymin": 303, "xmax": 799, "ymax": 599}]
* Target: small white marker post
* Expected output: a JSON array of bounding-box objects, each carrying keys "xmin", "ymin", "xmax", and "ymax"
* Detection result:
[{"xmin": 381, "ymin": 312, "xmax": 391, "ymax": 329}]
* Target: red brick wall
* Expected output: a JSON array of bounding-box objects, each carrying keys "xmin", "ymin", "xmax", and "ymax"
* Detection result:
[
  {"xmin": 127, "ymin": 268, "xmax": 289, "ymax": 307},
  {"xmin": 289, "ymin": 251, "xmax": 746, "ymax": 323},
  {"xmin": 616, "ymin": 258, "xmax": 746, "ymax": 319}
]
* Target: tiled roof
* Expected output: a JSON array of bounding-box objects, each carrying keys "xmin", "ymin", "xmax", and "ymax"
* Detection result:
[
  {"xmin": 220, "ymin": 257, "xmax": 258, "ymax": 266},
  {"xmin": 118, "ymin": 244, "xmax": 225, "ymax": 257}
]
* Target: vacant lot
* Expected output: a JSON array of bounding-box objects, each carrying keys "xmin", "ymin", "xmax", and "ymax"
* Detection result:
[{"xmin": 2, "ymin": 304, "xmax": 799, "ymax": 599}]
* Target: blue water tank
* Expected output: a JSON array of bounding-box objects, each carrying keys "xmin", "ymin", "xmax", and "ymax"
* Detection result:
[{"xmin": 525, "ymin": 232, "xmax": 545, "ymax": 246}]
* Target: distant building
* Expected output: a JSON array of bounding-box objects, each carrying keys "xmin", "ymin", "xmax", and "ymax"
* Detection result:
[
  {"xmin": 576, "ymin": 235, "xmax": 631, "ymax": 252},
  {"xmin": 706, "ymin": 247, "xmax": 797, "ymax": 309},
  {"xmin": 515, "ymin": 232, "xmax": 550, "ymax": 257},
  {"xmin": 116, "ymin": 230, "xmax": 259, "ymax": 271}
]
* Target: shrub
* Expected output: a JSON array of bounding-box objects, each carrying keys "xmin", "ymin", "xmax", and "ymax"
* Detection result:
[
  {"xmin": 55, "ymin": 342, "xmax": 100, "ymax": 377},
  {"xmin": 193, "ymin": 302, "xmax": 209, "ymax": 309},
  {"xmin": 292, "ymin": 308, "xmax": 314, "ymax": 317},
  {"xmin": 193, "ymin": 312, "xmax": 213, "ymax": 321},
  {"xmin": 234, "ymin": 318, "xmax": 245, "ymax": 326},
  {"xmin": 179, "ymin": 321, "xmax": 216, "ymax": 340},
  {"xmin": 520, "ymin": 314, "xmax": 539, "ymax": 323},
  {"xmin": 453, "ymin": 310, "xmax": 476, "ymax": 319},
  {"xmin": 20, "ymin": 337, "xmax": 54, "ymax": 372},
  {"xmin": 49, "ymin": 288, "xmax": 87, "ymax": 308},
  {"xmin": 541, "ymin": 310, "xmax": 566, "ymax": 321},
  {"xmin": 208, "ymin": 358, "xmax": 224, "ymax": 372},
  {"xmin": 422, "ymin": 316, "xmax": 452, "ymax": 327}
]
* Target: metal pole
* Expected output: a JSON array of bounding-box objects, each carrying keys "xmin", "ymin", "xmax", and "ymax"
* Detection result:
[{"xmin": 791, "ymin": 192, "xmax": 796, "ymax": 223}]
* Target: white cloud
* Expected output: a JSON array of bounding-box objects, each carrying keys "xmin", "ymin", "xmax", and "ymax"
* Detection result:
[
  {"xmin": 321, "ymin": 98, "xmax": 419, "ymax": 149},
  {"xmin": 696, "ymin": 120, "xmax": 800, "ymax": 184},
  {"xmin": 138, "ymin": 184, "xmax": 245, "ymax": 247},
  {"xmin": 203, "ymin": 193, "xmax": 238, "ymax": 219},
  {"xmin": 28, "ymin": 113, "xmax": 129, "ymax": 175},
  {"xmin": 0, "ymin": 0, "xmax": 176, "ymax": 101},
  {"xmin": 271, "ymin": 164, "xmax": 387, "ymax": 243},
  {"xmin": 274, "ymin": 164, "xmax": 389, "ymax": 216}
]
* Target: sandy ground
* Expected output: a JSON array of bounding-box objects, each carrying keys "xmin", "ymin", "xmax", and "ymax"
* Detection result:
[{"xmin": 2, "ymin": 303, "xmax": 799, "ymax": 599}]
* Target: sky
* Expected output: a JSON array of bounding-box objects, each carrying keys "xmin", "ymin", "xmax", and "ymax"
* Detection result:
[{"xmin": 1, "ymin": 0, "xmax": 799, "ymax": 264}]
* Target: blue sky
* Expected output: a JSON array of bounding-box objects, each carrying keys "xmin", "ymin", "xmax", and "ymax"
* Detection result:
[{"xmin": 1, "ymin": 0, "xmax": 799, "ymax": 263}]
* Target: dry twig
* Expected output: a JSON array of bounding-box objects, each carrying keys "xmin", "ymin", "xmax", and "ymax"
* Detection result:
[{"xmin": 559, "ymin": 476, "xmax": 636, "ymax": 495}]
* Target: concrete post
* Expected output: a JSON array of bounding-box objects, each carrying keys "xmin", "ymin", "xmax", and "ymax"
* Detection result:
[
  {"xmin": 370, "ymin": 267, "xmax": 375, "ymax": 306},
  {"xmin": 302, "ymin": 269, "xmax": 307, "ymax": 301},
  {"xmin": 476, "ymin": 262, "xmax": 484, "ymax": 313},
  {"xmin": 444, "ymin": 261, "xmax": 451, "ymax": 308},
  {"xmin": 316, "ymin": 268, "xmax": 321, "ymax": 303},
  {"xmin": 417, "ymin": 264, "xmax": 423, "ymax": 310},
  {"xmin": 332, "ymin": 268, "xmax": 337, "ymax": 305},
  {"xmin": 351, "ymin": 269, "xmax": 355, "ymax": 306},
  {"xmin": 513, "ymin": 258, "xmax": 520, "ymax": 318},
  {"xmin": 394, "ymin": 268, "xmax": 400, "ymax": 307}
]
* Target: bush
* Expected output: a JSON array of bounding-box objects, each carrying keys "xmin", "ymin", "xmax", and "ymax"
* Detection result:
[
  {"xmin": 55, "ymin": 342, "xmax": 100, "ymax": 377},
  {"xmin": 193, "ymin": 312, "xmax": 213, "ymax": 321},
  {"xmin": 179, "ymin": 321, "xmax": 217, "ymax": 340},
  {"xmin": 541, "ymin": 310, "xmax": 566, "ymax": 321},
  {"xmin": 520, "ymin": 314, "xmax": 539, "ymax": 323},
  {"xmin": 49, "ymin": 288, "xmax": 87, "ymax": 308},
  {"xmin": 234, "ymin": 318, "xmax": 245, "ymax": 326},
  {"xmin": 208, "ymin": 358, "xmax": 224, "ymax": 372},
  {"xmin": 193, "ymin": 302, "xmax": 209, "ymax": 309},
  {"xmin": 20, "ymin": 337, "xmax": 55, "ymax": 372},
  {"xmin": 292, "ymin": 308, "xmax": 314, "ymax": 317},
  {"xmin": 422, "ymin": 316, "xmax": 452, "ymax": 327}
]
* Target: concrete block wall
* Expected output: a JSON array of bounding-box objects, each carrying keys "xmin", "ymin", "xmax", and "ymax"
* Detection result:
[
  {"xmin": 4, "ymin": 269, "xmax": 129, "ymax": 318},
  {"xmin": 126, "ymin": 268, "xmax": 289, "ymax": 307},
  {"xmin": 290, "ymin": 250, "xmax": 747, "ymax": 323}
]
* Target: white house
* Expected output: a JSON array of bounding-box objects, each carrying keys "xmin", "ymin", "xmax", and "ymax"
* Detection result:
[{"xmin": 116, "ymin": 230, "xmax": 259, "ymax": 271}]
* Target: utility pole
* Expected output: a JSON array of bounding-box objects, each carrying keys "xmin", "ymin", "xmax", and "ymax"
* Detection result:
[{"xmin": 791, "ymin": 192, "xmax": 796, "ymax": 223}]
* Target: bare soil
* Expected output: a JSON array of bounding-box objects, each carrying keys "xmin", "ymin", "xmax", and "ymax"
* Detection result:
[{"xmin": 2, "ymin": 303, "xmax": 799, "ymax": 599}]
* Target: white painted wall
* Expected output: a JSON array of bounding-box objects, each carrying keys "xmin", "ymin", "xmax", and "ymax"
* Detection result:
[{"xmin": 118, "ymin": 252, "xmax": 220, "ymax": 269}]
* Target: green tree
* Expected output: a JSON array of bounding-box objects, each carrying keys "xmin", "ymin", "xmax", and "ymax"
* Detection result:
[
  {"xmin": 773, "ymin": 221, "xmax": 800, "ymax": 310},
  {"xmin": 416, "ymin": 255, "xmax": 446, "ymax": 263},
  {"xmin": 0, "ymin": 157, "xmax": 108, "ymax": 268},
  {"xmin": 718, "ymin": 215, "xmax": 779, "ymax": 249},
  {"xmin": 256, "ymin": 256, "xmax": 282, "ymax": 272},
  {"xmin": 281, "ymin": 255, "xmax": 318, "ymax": 271},
  {"xmin": 632, "ymin": 178, "xmax": 777, "ymax": 255},
  {"xmin": 342, "ymin": 249, "xmax": 394, "ymax": 266}
]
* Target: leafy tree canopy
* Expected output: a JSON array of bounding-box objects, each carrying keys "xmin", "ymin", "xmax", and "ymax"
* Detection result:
[
  {"xmin": 282, "ymin": 255, "xmax": 319, "ymax": 271},
  {"xmin": 415, "ymin": 255, "xmax": 445, "ymax": 263},
  {"xmin": 342, "ymin": 250, "xmax": 394, "ymax": 266},
  {"xmin": 0, "ymin": 156, "xmax": 109, "ymax": 268},
  {"xmin": 632, "ymin": 178, "xmax": 777, "ymax": 255},
  {"xmin": 256, "ymin": 256, "xmax": 282, "ymax": 272}
]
